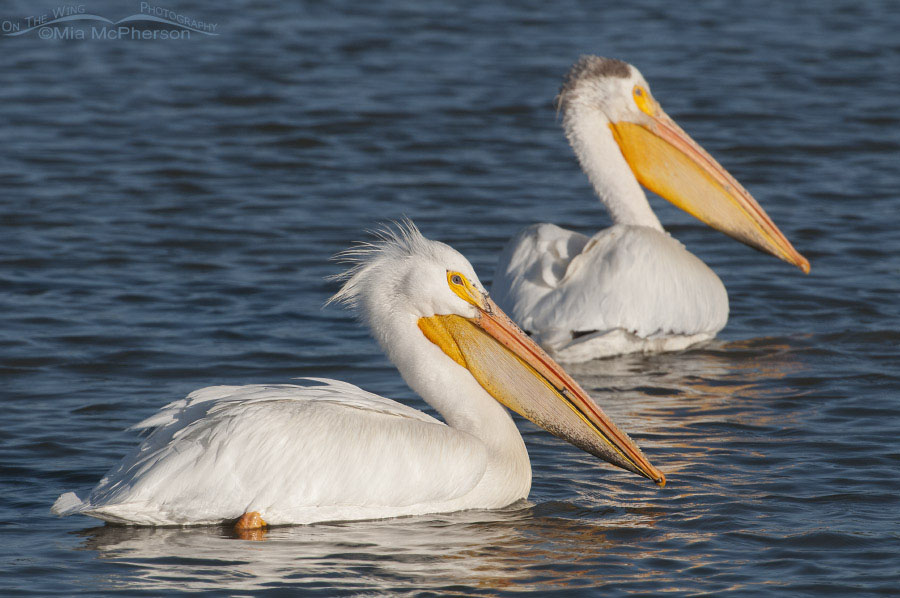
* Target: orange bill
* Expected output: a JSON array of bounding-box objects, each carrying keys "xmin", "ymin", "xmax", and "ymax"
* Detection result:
[
  {"xmin": 419, "ymin": 292, "xmax": 665, "ymax": 487},
  {"xmin": 609, "ymin": 107, "xmax": 810, "ymax": 273}
]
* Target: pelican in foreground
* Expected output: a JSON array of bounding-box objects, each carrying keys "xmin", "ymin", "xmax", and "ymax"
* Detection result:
[
  {"xmin": 52, "ymin": 222, "xmax": 663, "ymax": 528},
  {"xmin": 492, "ymin": 56, "xmax": 809, "ymax": 363}
]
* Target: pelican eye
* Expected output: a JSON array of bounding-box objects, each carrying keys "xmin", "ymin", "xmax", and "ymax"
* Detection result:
[
  {"xmin": 447, "ymin": 271, "xmax": 480, "ymax": 307},
  {"xmin": 633, "ymin": 85, "xmax": 655, "ymax": 116}
]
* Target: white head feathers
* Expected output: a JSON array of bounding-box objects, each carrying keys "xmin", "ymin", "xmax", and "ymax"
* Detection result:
[{"xmin": 328, "ymin": 219, "xmax": 484, "ymax": 323}]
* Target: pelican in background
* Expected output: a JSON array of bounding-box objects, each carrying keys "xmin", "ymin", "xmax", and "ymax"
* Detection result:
[
  {"xmin": 492, "ymin": 56, "xmax": 809, "ymax": 363},
  {"xmin": 52, "ymin": 221, "xmax": 663, "ymax": 528}
]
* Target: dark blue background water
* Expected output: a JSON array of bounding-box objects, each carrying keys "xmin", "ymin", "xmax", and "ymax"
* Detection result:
[{"xmin": 2, "ymin": 1, "xmax": 898, "ymax": 595}]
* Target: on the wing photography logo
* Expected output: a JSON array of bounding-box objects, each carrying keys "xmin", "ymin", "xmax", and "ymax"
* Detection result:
[{"xmin": 1, "ymin": 3, "xmax": 218, "ymax": 40}]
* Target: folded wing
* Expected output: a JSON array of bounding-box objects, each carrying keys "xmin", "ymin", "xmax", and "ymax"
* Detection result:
[{"xmin": 54, "ymin": 381, "xmax": 488, "ymax": 525}]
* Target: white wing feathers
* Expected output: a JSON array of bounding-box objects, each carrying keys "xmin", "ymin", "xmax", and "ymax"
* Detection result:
[
  {"xmin": 129, "ymin": 378, "xmax": 437, "ymax": 433},
  {"xmin": 492, "ymin": 223, "xmax": 728, "ymax": 356},
  {"xmin": 55, "ymin": 380, "xmax": 489, "ymax": 525}
]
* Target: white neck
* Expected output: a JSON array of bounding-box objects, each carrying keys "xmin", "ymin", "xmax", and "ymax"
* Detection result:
[
  {"xmin": 564, "ymin": 106, "xmax": 663, "ymax": 231},
  {"xmin": 373, "ymin": 312, "xmax": 527, "ymax": 458}
]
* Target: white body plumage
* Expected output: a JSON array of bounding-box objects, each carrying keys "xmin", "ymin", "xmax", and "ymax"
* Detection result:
[
  {"xmin": 492, "ymin": 223, "xmax": 727, "ymax": 363},
  {"xmin": 492, "ymin": 57, "xmax": 807, "ymax": 362},
  {"xmin": 53, "ymin": 222, "xmax": 662, "ymax": 527},
  {"xmin": 53, "ymin": 380, "xmax": 528, "ymax": 525}
]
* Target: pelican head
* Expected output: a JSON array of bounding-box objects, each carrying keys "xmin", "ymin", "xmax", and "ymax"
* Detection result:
[
  {"xmin": 558, "ymin": 55, "xmax": 809, "ymax": 273},
  {"xmin": 332, "ymin": 220, "xmax": 665, "ymax": 486}
]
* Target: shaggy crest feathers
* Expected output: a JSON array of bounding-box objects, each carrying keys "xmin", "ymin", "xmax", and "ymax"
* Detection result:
[{"xmin": 328, "ymin": 218, "xmax": 438, "ymax": 309}]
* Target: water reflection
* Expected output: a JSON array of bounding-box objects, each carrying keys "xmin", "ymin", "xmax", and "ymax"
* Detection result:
[
  {"xmin": 567, "ymin": 336, "xmax": 808, "ymax": 425},
  {"xmin": 74, "ymin": 502, "xmax": 661, "ymax": 594},
  {"xmin": 560, "ymin": 336, "xmax": 811, "ymax": 481}
]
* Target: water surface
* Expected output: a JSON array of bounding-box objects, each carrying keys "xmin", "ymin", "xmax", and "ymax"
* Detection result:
[{"xmin": 2, "ymin": 0, "xmax": 899, "ymax": 596}]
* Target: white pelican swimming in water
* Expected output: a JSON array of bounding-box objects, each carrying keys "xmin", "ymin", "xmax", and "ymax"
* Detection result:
[
  {"xmin": 52, "ymin": 221, "xmax": 663, "ymax": 528},
  {"xmin": 491, "ymin": 56, "xmax": 809, "ymax": 363}
]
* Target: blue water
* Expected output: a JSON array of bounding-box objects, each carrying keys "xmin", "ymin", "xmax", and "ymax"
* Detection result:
[{"xmin": 2, "ymin": 0, "xmax": 899, "ymax": 595}]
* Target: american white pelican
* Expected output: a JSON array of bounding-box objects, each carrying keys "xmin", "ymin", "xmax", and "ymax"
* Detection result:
[
  {"xmin": 491, "ymin": 56, "xmax": 809, "ymax": 363},
  {"xmin": 52, "ymin": 221, "xmax": 663, "ymax": 528}
]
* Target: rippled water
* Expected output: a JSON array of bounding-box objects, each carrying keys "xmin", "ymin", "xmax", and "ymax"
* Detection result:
[{"xmin": 2, "ymin": 0, "xmax": 899, "ymax": 596}]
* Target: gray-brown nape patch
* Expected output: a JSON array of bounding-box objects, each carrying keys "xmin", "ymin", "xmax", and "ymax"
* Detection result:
[
  {"xmin": 561, "ymin": 56, "xmax": 630, "ymax": 91},
  {"xmin": 556, "ymin": 56, "xmax": 631, "ymax": 112}
]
